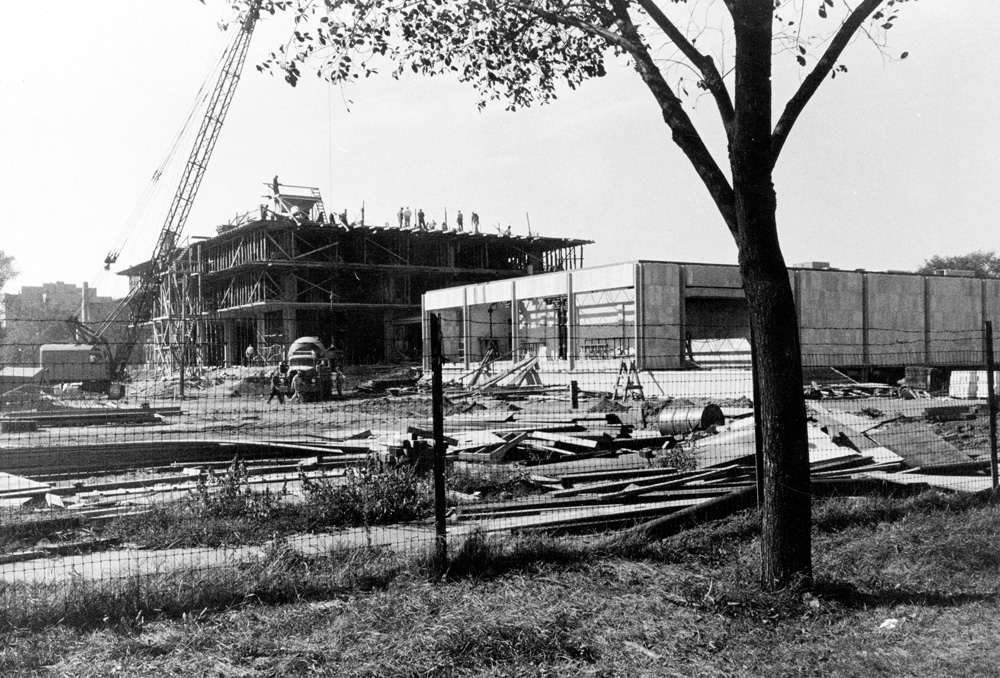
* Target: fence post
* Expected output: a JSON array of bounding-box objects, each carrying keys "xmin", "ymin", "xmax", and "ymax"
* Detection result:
[
  {"xmin": 986, "ymin": 321, "xmax": 998, "ymax": 490},
  {"xmin": 429, "ymin": 312, "xmax": 448, "ymax": 565}
]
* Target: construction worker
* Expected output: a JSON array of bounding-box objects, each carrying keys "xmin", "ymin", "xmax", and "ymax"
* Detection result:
[
  {"xmin": 266, "ymin": 369, "xmax": 285, "ymax": 404},
  {"xmin": 289, "ymin": 372, "xmax": 304, "ymax": 403},
  {"xmin": 334, "ymin": 366, "xmax": 346, "ymax": 397},
  {"xmin": 403, "ymin": 207, "xmax": 412, "ymax": 229},
  {"xmin": 456, "ymin": 211, "xmax": 464, "ymax": 231},
  {"xmin": 471, "ymin": 212, "xmax": 479, "ymax": 232},
  {"xmin": 244, "ymin": 345, "xmax": 256, "ymax": 366},
  {"xmin": 417, "ymin": 208, "xmax": 425, "ymax": 230}
]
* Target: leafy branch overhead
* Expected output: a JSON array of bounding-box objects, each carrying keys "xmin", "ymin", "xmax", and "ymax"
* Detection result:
[{"xmin": 238, "ymin": 0, "xmax": 910, "ymax": 207}]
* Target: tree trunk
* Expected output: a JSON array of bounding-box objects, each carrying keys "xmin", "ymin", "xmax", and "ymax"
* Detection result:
[
  {"xmin": 732, "ymin": 0, "xmax": 812, "ymax": 590},
  {"xmin": 738, "ymin": 219, "xmax": 813, "ymax": 590}
]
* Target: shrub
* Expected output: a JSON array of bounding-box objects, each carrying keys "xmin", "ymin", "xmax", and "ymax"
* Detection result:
[
  {"xmin": 301, "ymin": 460, "xmax": 434, "ymax": 528},
  {"xmin": 195, "ymin": 459, "xmax": 282, "ymax": 523}
]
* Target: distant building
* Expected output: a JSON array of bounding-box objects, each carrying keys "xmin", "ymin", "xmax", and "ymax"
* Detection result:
[
  {"xmin": 0, "ymin": 282, "xmax": 118, "ymax": 364},
  {"xmin": 0, "ymin": 281, "xmax": 116, "ymax": 329}
]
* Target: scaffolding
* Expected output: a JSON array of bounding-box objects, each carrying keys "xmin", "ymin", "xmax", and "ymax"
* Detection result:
[{"xmin": 122, "ymin": 190, "xmax": 590, "ymax": 368}]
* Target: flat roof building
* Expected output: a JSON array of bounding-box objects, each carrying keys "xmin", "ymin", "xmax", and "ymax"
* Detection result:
[{"xmin": 422, "ymin": 260, "xmax": 998, "ymax": 390}]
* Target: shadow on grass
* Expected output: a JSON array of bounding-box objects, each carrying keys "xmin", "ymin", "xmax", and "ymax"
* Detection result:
[{"xmin": 813, "ymin": 578, "xmax": 1000, "ymax": 609}]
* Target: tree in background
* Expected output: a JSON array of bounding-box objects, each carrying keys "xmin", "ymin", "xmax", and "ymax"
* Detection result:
[
  {"xmin": 0, "ymin": 250, "xmax": 17, "ymax": 352},
  {"xmin": 0, "ymin": 250, "xmax": 16, "ymax": 294},
  {"xmin": 232, "ymin": 0, "xmax": 914, "ymax": 589},
  {"xmin": 917, "ymin": 251, "xmax": 1000, "ymax": 279}
]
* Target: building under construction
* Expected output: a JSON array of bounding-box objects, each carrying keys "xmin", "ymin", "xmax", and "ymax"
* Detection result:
[{"xmin": 121, "ymin": 184, "xmax": 590, "ymax": 368}]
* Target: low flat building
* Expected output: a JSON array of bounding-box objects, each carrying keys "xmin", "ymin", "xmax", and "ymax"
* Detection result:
[{"xmin": 422, "ymin": 260, "xmax": 995, "ymax": 391}]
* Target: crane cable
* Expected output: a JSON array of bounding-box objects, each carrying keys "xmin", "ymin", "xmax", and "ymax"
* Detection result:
[{"xmin": 98, "ymin": 13, "xmax": 238, "ymax": 283}]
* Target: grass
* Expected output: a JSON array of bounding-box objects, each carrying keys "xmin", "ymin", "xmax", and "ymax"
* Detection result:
[{"xmin": 4, "ymin": 488, "xmax": 1000, "ymax": 676}]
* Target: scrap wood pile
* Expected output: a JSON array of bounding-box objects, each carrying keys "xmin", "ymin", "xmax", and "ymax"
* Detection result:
[
  {"xmin": 442, "ymin": 355, "xmax": 566, "ymax": 398},
  {"xmin": 440, "ymin": 402, "xmax": 922, "ymax": 534},
  {"xmin": 804, "ymin": 381, "xmax": 902, "ymax": 400},
  {"xmin": 454, "ymin": 458, "xmax": 756, "ymax": 534},
  {"xmin": 0, "ymin": 436, "xmax": 376, "ymax": 514}
]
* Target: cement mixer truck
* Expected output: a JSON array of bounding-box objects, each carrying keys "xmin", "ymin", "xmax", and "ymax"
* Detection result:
[{"xmin": 286, "ymin": 337, "xmax": 333, "ymax": 402}]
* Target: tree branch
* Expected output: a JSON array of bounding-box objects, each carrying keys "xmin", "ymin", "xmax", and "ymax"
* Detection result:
[
  {"xmin": 607, "ymin": 0, "xmax": 737, "ymax": 232},
  {"xmin": 633, "ymin": 0, "xmax": 735, "ymax": 138},
  {"xmin": 771, "ymin": 0, "xmax": 885, "ymax": 164},
  {"xmin": 511, "ymin": 1, "xmax": 636, "ymax": 54}
]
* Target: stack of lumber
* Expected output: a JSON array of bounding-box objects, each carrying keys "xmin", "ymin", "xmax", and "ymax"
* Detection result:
[
  {"xmin": 0, "ymin": 437, "xmax": 370, "ymax": 478},
  {"xmin": 455, "ymin": 459, "xmax": 753, "ymax": 533},
  {"xmin": 0, "ymin": 406, "xmax": 181, "ymax": 429}
]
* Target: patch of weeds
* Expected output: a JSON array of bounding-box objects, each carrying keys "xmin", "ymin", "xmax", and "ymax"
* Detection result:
[
  {"xmin": 446, "ymin": 463, "xmax": 537, "ymax": 501},
  {"xmin": 301, "ymin": 460, "xmax": 434, "ymax": 528},
  {"xmin": 652, "ymin": 443, "xmax": 698, "ymax": 471},
  {"xmin": 195, "ymin": 459, "xmax": 282, "ymax": 523}
]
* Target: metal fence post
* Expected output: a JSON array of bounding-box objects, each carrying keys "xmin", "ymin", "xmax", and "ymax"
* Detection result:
[
  {"xmin": 430, "ymin": 312, "xmax": 448, "ymax": 565},
  {"xmin": 985, "ymin": 321, "xmax": 998, "ymax": 490}
]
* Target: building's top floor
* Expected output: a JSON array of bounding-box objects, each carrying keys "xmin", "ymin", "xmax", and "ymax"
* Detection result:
[
  {"xmin": 120, "ymin": 216, "xmax": 591, "ymax": 281},
  {"xmin": 118, "ymin": 181, "xmax": 591, "ymax": 282}
]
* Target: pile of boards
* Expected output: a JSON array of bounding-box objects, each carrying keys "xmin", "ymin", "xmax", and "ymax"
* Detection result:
[{"xmin": 0, "ymin": 406, "xmax": 181, "ymax": 432}]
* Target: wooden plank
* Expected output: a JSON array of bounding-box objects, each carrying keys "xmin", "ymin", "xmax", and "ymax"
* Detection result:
[
  {"xmin": 865, "ymin": 421, "xmax": 972, "ymax": 469},
  {"xmin": 530, "ymin": 431, "xmax": 602, "ymax": 450},
  {"xmin": 549, "ymin": 471, "xmax": 682, "ymax": 498},
  {"xmin": 469, "ymin": 498, "xmax": 711, "ymax": 532},
  {"xmin": 603, "ymin": 466, "xmax": 742, "ymax": 500},
  {"xmin": 855, "ymin": 470, "xmax": 992, "ymax": 493},
  {"xmin": 490, "ymin": 432, "xmax": 529, "ymax": 462}
]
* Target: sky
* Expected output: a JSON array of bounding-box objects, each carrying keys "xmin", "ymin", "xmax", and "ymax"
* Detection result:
[{"xmin": 0, "ymin": 1, "xmax": 997, "ymax": 299}]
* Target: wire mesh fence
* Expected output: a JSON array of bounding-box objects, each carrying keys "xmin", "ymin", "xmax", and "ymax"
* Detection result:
[{"xmin": 0, "ymin": 313, "xmax": 997, "ymax": 609}]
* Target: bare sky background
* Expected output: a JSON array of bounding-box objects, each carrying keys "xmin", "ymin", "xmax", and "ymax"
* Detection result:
[{"xmin": 1, "ymin": 1, "xmax": 997, "ymax": 298}]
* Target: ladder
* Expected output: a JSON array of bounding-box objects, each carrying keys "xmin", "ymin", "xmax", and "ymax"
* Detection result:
[{"xmin": 612, "ymin": 360, "xmax": 644, "ymax": 401}]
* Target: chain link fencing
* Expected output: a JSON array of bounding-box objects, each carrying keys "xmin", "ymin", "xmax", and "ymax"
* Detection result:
[{"xmin": 0, "ymin": 313, "xmax": 997, "ymax": 612}]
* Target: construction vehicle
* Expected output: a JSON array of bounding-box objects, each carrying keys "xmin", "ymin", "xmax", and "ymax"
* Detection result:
[
  {"xmin": 286, "ymin": 337, "xmax": 333, "ymax": 402},
  {"xmin": 42, "ymin": 2, "xmax": 262, "ymax": 394},
  {"xmin": 37, "ymin": 344, "xmax": 116, "ymax": 396}
]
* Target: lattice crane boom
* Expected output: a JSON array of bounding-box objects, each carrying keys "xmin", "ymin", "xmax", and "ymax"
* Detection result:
[{"xmin": 97, "ymin": 2, "xmax": 261, "ymax": 378}]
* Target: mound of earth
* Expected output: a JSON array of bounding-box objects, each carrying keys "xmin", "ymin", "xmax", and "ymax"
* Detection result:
[
  {"xmin": 588, "ymin": 398, "xmax": 631, "ymax": 413},
  {"xmin": 349, "ymin": 395, "xmax": 461, "ymax": 418}
]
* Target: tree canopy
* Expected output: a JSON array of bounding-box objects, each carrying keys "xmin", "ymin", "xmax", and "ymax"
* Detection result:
[{"xmin": 917, "ymin": 250, "xmax": 1000, "ymax": 279}]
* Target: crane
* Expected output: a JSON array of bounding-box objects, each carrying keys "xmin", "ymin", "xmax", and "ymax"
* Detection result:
[{"xmin": 66, "ymin": 1, "xmax": 261, "ymax": 389}]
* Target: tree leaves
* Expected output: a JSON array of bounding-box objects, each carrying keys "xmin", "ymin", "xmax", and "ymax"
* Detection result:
[{"xmin": 917, "ymin": 251, "xmax": 1000, "ymax": 278}]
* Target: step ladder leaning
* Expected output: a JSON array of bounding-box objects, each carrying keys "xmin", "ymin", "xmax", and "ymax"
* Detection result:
[{"xmin": 612, "ymin": 359, "xmax": 645, "ymax": 401}]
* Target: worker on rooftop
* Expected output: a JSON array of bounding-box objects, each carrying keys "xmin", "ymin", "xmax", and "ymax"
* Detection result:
[
  {"xmin": 471, "ymin": 212, "xmax": 480, "ymax": 233},
  {"xmin": 417, "ymin": 208, "xmax": 426, "ymax": 230},
  {"xmin": 456, "ymin": 211, "xmax": 464, "ymax": 232},
  {"xmin": 403, "ymin": 207, "xmax": 412, "ymax": 229},
  {"xmin": 397, "ymin": 207, "xmax": 404, "ymax": 228}
]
